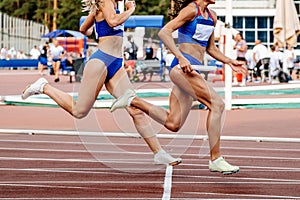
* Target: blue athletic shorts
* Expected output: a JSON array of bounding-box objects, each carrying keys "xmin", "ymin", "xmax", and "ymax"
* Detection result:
[
  {"xmin": 170, "ymin": 52, "xmax": 203, "ymax": 73},
  {"xmin": 88, "ymin": 49, "xmax": 123, "ymax": 82},
  {"xmin": 39, "ymin": 57, "xmax": 47, "ymax": 65},
  {"xmin": 52, "ymin": 58, "xmax": 61, "ymax": 62}
]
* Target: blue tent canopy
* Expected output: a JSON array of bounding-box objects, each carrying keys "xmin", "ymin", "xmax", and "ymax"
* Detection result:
[
  {"xmin": 42, "ymin": 30, "xmax": 86, "ymax": 38},
  {"xmin": 79, "ymin": 15, "xmax": 164, "ymax": 28},
  {"xmin": 124, "ymin": 15, "xmax": 164, "ymax": 28}
]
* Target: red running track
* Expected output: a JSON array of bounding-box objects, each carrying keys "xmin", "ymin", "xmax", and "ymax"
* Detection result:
[{"xmin": 0, "ymin": 70, "xmax": 299, "ymax": 199}]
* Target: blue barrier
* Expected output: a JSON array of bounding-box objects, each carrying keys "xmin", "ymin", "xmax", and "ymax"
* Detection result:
[{"xmin": 0, "ymin": 59, "xmax": 39, "ymax": 68}]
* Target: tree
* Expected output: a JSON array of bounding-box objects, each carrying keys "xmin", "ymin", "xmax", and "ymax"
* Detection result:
[
  {"xmin": 134, "ymin": 0, "xmax": 170, "ymax": 18},
  {"xmin": 0, "ymin": 0, "xmax": 171, "ymax": 31},
  {"xmin": 57, "ymin": 0, "xmax": 83, "ymax": 30}
]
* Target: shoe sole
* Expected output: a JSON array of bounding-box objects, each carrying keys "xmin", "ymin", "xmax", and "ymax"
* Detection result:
[
  {"xmin": 154, "ymin": 159, "xmax": 182, "ymax": 166},
  {"xmin": 210, "ymin": 169, "xmax": 240, "ymax": 175},
  {"xmin": 21, "ymin": 84, "xmax": 31, "ymax": 100},
  {"xmin": 169, "ymin": 159, "xmax": 182, "ymax": 166}
]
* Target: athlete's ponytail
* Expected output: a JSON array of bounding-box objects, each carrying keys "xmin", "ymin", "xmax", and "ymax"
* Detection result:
[
  {"xmin": 82, "ymin": 0, "xmax": 103, "ymax": 14},
  {"xmin": 169, "ymin": 0, "xmax": 194, "ymax": 19}
]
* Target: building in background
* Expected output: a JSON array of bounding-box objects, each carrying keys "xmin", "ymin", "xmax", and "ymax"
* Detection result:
[{"xmin": 210, "ymin": 0, "xmax": 300, "ymax": 49}]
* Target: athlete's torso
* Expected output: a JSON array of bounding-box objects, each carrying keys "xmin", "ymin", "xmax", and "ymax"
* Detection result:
[
  {"xmin": 178, "ymin": 2, "xmax": 215, "ymax": 48},
  {"xmin": 93, "ymin": 7, "xmax": 124, "ymax": 57},
  {"xmin": 94, "ymin": 9, "xmax": 124, "ymax": 39}
]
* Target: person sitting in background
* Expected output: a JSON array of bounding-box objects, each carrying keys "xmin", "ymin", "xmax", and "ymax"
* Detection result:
[
  {"xmin": 123, "ymin": 52, "xmax": 135, "ymax": 81},
  {"xmin": 141, "ymin": 38, "xmax": 157, "ymax": 82},
  {"xmin": 245, "ymin": 51, "xmax": 255, "ymax": 82},
  {"xmin": 284, "ymin": 45, "xmax": 295, "ymax": 79},
  {"xmin": 269, "ymin": 45, "xmax": 281, "ymax": 82},
  {"xmin": 16, "ymin": 50, "xmax": 27, "ymax": 59},
  {"xmin": 252, "ymin": 40, "xmax": 270, "ymax": 82},
  {"xmin": 124, "ymin": 35, "xmax": 138, "ymax": 60},
  {"xmin": 7, "ymin": 47, "xmax": 17, "ymax": 59},
  {"xmin": 61, "ymin": 52, "xmax": 75, "ymax": 75},
  {"xmin": 30, "ymin": 45, "xmax": 40, "ymax": 60},
  {"xmin": 0, "ymin": 47, "xmax": 8, "ymax": 60}
]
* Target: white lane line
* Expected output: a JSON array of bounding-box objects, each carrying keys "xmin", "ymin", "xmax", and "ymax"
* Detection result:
[
  {"xmin": 184, "ymin": 191, "xmax": 300, "ymax": 199},
  {"xmin": 1, "ymin": 139, "xmax": 300, "ymax": 153},
  {"xmin": 0, "ymin": 181, "xmax": 299, "ymax": 185},
  {"xmin": 2, "ymin": 168, "xmax": 299, "ymax": 184},
  {"xmin": 0, "ymin": 147, "xmax": 152, "ymax": 155},
  {"xmin": 2, "ymin": 145, "xmax": 300, "ymax": 161},
  {"xmin": 1, "ymin": 129, "xmax": 300, "ymax": 143},
  {"xmin": 0, "ymin": 156, "xmax": 162, "ymax": 165},
  {"xmin": 0, "ymin": 199, "xmax": 155, "ymax": 200},
  {"xmin": 0, "ymin": 181, "xmax": 161, "ymax": 184},
  {"xmin": 1, "ymin": 139, "xmax": 300, "ymax": 155},
  {"xmin": 162, "ymin": 166, "xmax": 173, "ymax": 200},
  {"xmin": 0, "ymin": 183, "xmax": 92, "ymax": 190},
  {"xmin": 0, "ymin": 167, "xmax": 299, "ymax": 173}
]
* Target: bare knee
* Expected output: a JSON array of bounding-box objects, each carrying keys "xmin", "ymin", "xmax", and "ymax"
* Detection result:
[
  {"xmin": 211, "ymin": 98, "xmax": 225, "ymax": 114},
  {"xmin": 165, "ymin": 119, "xmax": 182, "ymax": 132},
  {"xmin": 72, "ymin": 107, "xmax": 89, "ymax": 119}
]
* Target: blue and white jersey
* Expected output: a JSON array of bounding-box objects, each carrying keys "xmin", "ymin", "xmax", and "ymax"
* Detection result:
[
  {"xmin": 94, "ymin": 9, "xmax": 124, "ymax": 39},
  {"xmin": 178, "ymin": 2, "xmax": 215, "ymax": 47}
]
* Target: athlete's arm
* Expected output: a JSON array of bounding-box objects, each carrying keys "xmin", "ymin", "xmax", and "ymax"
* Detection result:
[
  {"xmin": 79, "ymin": 12, "xmax": 95, "ymax": 36},
  {"xmin": 158, "ymin": 3, "xmax": 195, "ymax": 73},
  {"xmin": 102, "ymin": 0, "xmax": 135, "ymax": 27},
  {"xmin": 206, "ymin": 11, "xmax": 247, "ymax": 74}
]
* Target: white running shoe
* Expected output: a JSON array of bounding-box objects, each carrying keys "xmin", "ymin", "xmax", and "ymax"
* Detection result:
[
  {"xmin": 21, "ymin": 78, "xmax": 48, "ymax": 100},
  {"xmin": 110, "ymin": 89, "xmax": 136, "ymax": 112},
  {"xmin": 154, "ymin": 150, "xmax": 182, "ymax": 166},
  {"xmin": 209, "ymin": 157, "xmax": 239, "ymax": 175}
]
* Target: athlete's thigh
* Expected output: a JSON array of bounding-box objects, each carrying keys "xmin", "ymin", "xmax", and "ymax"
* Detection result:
[
  {"xmin": 168, "ymin": 85, "xmax": 193, "ymax": 126},
  {"xmin": 105, "ymin": 67, "xmax": 133, "ymax": 98},
  {"xmin": 76, "ymin": 59, "xmax": 107, "ymax": 110},
  {"xmin": 170, "ymin": 68, "xmax": 220, "ymax": 110}
]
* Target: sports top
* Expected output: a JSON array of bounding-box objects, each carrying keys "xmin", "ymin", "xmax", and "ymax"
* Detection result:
[
  {"xmin": 178, "ymin": 2, "xmax": 215, "ymax": 47},
  {"xmin": 94, "ymin": 9, "xmax": 124, "ymax": 38}
]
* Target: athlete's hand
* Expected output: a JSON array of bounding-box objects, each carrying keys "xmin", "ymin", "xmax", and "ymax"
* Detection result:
[
  {"xmin": 178, "ymin": 56, "xmax": 193, "ymax": 73},
  {"xmin": 125, "ymin": 0, "xmax": 136, "ymax": 10},
  {"xmin": 228, "ymin": 59, "xmax": 248, "ymax": 75}
]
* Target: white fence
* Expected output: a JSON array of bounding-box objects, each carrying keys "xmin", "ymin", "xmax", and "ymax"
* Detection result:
[{"xmin": 0, "ymin": 12, "xmax": 49, "ymax": 55}]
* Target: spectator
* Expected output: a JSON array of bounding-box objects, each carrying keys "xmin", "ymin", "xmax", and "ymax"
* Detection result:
[
  {"xmin": 269, "ymin": 45, "xmax": 281, "ymax": 82},
  {"xmin": 252, "ymin": 40, "xmax": 270, "ymax": 82},
  {"xmin": 0, "ymin": 47, "xmax": 8, "ymax": 59},
  {"xmin": 61, "ymin": 52, "xmax": 74, "ymax": 75},
  {"xmin": 145, "ymin": 38, "xmax": 156, "ymax": 60},
  {"xmin": 123, "ymin": 52, "xmax": 135, "ymax": 81},
  {"xmin": 7, "ymin": 47, "xmax": 17, "ymax": 59},
  {"xmin": 233, "ymin": 33, "xmax": 248, "ymax": 86},
  {"xmin": 245, "ymin": 51, "xmax": 255, "ymax": 82},
  {"xmin": 38, "ymin": 42, "xmax": 49, "ymax": 75},
  {"xmin": 124, "ymin": 35, "xmax": 138, "ymax": 60},
  {"xmin": 30, "ymin": 45, "xmax": 41, "ymax": 59},
  {"xmin": 141, "ymin": 38, "xmax": 157, "ymax": 82},
  {"xmin": 49, "ymin": 40, "xmax": 65, "ymax": 82},
  {"xmin": 283, "ymin": 45, "xmax": 295, "ymax": 79},
  {"xmin": 16, "ymin": 50, "xmax": 27, "ymax": 59}
]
